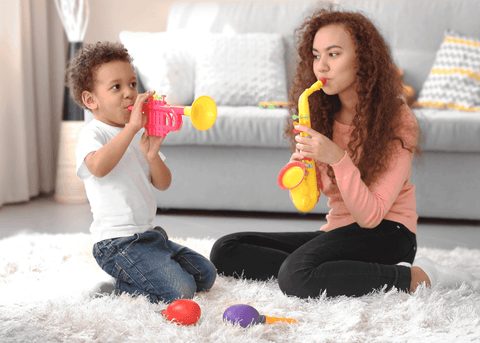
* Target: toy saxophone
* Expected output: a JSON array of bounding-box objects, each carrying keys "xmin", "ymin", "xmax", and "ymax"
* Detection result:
[{"xmin": 277, "ymin": 79, "xmax": 326, "ymax": 212}]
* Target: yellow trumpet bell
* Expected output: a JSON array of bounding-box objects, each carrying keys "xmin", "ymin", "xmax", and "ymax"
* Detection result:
[{"xmin": 183, "ymin": 96, "xmax": 217, "ymax": 131}]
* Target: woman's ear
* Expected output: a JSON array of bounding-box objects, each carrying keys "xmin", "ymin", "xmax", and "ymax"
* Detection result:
[{"xmin": 82, "ymin": 91, "xmax": 98, "ymax": 110}]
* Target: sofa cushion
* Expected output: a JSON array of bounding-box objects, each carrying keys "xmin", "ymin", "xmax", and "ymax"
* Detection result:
[
  {"xmin": 160, "ymin": 106, "xmax": 480, "ymax": 153},
  {"xmin": 161, "ymin": 106, "xmax": 290, "ymax": 148},
  {"xmin": 417, "ymin": 29, "xmax": 480, "ymax": 112},
  {"xmin": 119, "ymin": 31, "xmax": 195, "ymax": 106},
  {"xmin": 194, "ymin": 33, "xmax": 289, "ymax": 106},
  {"xmin": 415, "ymin": 109, "xmax": 480, "ymax": 152}
]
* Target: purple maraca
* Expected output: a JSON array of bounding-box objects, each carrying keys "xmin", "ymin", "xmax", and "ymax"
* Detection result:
[
  {"xmin": 223, "ymin": 304, "xmax": 266, "ymax": 328},
  {"xmin": 223, "ymin": 304, "xmax": 297, "ymax": 328}
]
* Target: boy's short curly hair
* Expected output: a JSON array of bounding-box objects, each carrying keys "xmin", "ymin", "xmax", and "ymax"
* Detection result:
[{"xmin": 66, "ymin": 41, "xmax": 134, "ymax": 109}]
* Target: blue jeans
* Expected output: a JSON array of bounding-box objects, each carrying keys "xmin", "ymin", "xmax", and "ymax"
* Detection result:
[
  {"xmin": 93, "ymin": 227, "xmax": 216, "ymax": 303},
  {"xmin": 210, "ymin": 220, "xmax": 417, "ymax": 298}
]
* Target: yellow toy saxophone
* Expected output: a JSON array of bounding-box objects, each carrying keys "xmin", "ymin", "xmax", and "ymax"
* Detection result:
[{"xmin": 277, "ymin": 79, "xmax": 326, "ymax": 212}]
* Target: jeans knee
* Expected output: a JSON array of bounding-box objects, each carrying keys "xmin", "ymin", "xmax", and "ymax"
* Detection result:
[
  {"xmin": 178, "ymin": 282, "xmax": 196, "ymax": 300},
  {"xmin": 198, "ymin": 260, "xmax": 217, "ymax": 292},
  {"xmin": 161, "ymin": 280, "xmax": 196, "ymax": 303}
]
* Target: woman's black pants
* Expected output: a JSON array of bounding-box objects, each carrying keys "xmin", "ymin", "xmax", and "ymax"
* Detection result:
[{"xmin": 210, "ymin": 220, "xmax": 417, "ymax": 298}]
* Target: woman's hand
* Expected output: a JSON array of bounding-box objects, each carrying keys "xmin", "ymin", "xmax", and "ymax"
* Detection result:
[{"xmin": 294, "ymin": 125, "xmax": 346, "ymax": 165}]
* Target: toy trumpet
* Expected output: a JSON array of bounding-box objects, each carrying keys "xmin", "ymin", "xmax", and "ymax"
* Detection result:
[
  {"xmin": 223, "ymin": 304, "xmax": 297, "ymax": 328},
  {"xmin": 128, "ymin": 94, "xmax": 217, "ymax": 137},
  {"xmin": 277, "ymin": 79, "xmax": 326, "ymax": 213}
]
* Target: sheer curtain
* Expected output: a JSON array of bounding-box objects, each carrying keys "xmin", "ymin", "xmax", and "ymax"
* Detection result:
[{"xmin": 0, "ymin": 0, "xmax": 66, "ymax": 207}]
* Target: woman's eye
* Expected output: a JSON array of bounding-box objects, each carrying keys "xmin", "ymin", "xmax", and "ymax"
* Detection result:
[
  {"xmin": 313, "ymin": 55, "xmax": 320, "ymax": 59},
  {"xmin": 330, "ymin": 52, "xmax": 339, "ymax": 57}
]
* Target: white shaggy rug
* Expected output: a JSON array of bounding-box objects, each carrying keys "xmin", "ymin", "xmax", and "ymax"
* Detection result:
[{"xmin": 1, "ymin": 232, "xmax": 479, "ymax": 343}]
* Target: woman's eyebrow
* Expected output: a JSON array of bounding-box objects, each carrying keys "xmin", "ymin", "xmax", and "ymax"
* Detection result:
[{"xmin": 312, "ymin": 45, "xmax": 343, "ymax": 52}]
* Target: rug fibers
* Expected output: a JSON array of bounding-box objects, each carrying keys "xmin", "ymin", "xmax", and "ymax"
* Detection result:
[{"xmin": 0, "ymin": 232, "xmax": 479, "ymax": 343}]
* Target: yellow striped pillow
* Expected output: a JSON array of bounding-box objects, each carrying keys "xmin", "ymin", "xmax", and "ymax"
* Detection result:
[{"xmin": 418, "ymin": 30, "xmax": 480, "ymax": 112}]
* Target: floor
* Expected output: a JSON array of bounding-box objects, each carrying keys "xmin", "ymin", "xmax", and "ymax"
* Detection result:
[{"xmin": 1, "ymin": 194, "xmax": 480, "ymax": 251}]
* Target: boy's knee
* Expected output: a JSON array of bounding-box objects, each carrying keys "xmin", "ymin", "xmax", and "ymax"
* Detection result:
[
  {"xmin": 196, "ymin": 260, "xmax": 217, "ymax": 292},
  {"xmin": 205, "ymin": 261, "xmax": 217, "ymax": 289},
  {"xmin": 160, "ymin": 281, "xmax": 196, "ymax": 304},
  {"xmin": 178, "ymin": 282, "xmax": 196, "ymax": 300}
]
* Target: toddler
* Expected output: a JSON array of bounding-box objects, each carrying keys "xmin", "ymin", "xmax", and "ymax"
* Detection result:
[{"xmin": 69, "ymin": 41, "xmax": 216, "ymax": 303}]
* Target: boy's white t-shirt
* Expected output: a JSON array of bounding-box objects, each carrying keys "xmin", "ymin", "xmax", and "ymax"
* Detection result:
[{"xmin": 75, "ymin": 119, "xmax": 166, "ymax": 244}]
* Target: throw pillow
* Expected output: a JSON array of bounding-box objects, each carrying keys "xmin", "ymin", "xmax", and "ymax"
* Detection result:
[
  {"xmin": 194, "ymin": 33, "xmax": 288, "ymax": 106},
  {"xmin": 119, "ymin": 31, "xmax": 195, "ymax": 106},
  {"xmin": 417, "ymin": 29, "xmax": 480, "ymax": 112}
]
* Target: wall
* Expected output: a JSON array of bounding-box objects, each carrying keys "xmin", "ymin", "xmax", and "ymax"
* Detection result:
[
  {"xmin": 84, "ymin": 0, "xmax": 176, "ymax": 43},
  {"xmin": 83, "ymin": 0, "xmax": 254, "ymax": 43}
]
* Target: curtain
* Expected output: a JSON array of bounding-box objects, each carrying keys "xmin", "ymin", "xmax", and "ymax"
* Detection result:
[{"xmin": 0, "ymin": 0, "xmax": 66, "ymax": 207}]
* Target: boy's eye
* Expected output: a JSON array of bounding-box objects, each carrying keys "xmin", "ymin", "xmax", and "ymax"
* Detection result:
[
  {"xmin": 130, "ymin": 82, "xmax": 137, "ymax": 88},
  {"xmin": 112, "ymin": 84, "xmax": 120, "ymax": 90}
]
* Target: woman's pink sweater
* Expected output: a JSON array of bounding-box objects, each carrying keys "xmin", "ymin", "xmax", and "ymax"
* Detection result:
[{"xmin": 319, "ymin": 105, "xmax": 418, "ymax": 234}]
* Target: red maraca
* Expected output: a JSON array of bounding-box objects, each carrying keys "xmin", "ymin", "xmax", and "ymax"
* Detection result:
[{"xmin": 161, "ymin": 299, "xmax": 201, "ymax": 326}]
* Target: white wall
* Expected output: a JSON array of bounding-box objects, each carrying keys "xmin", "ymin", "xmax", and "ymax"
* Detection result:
[
  {"xmin": 84, "ymin": 0, "xmax": 176, "ymax": 43},
  {"xmin": 83, "ymin": 0, "xmax": 253, "ymax": 43}
]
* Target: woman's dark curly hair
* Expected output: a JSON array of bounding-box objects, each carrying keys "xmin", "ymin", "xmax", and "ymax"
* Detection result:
[
  {"xmin": 286, "ymin": 3, "xmax": 421, "ymax": 187},
  {"xmin": 66, "ymin": 41, "xmax": 133, "ymax": 109}
]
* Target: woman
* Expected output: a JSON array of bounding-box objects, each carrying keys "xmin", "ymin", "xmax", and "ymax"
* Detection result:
[{"xmin": 210, "ymin": 5, "xmax": 478, "ymax": 298}]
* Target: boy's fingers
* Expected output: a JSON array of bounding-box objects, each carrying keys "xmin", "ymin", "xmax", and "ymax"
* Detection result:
[
  {"xmin": 140, "ymin": 130, "xmax": 148, "ymax": 142},
  {"xmin": 134, "ymin": 90, "xmax": 155, "ymax": 110}
]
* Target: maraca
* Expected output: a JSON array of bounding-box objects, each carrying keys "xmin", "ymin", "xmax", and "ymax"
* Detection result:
[
  {"xmin": 223, "ymin": 304, "xmax": 297, "ymax": 328},
  {"xmin": 161, "ymin": 299, "xmax": 201, "ymax": 326}
]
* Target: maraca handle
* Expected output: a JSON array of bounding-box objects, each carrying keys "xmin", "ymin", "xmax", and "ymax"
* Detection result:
[{"xmin": 264, "ymin": 316, "xmax": 297, "ymax": 324}]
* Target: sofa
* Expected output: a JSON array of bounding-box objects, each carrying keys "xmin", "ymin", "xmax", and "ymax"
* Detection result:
[{"xmin": 85, "ymin": 0, "xmax": 480, "ymax": 220}]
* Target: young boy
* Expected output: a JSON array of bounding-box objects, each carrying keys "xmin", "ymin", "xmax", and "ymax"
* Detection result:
[{"xmin": 70, "ymin": 42, "xmax": 216, "ymax": 303}]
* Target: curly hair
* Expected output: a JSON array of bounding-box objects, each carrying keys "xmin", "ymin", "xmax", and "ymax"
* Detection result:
[
  {"xmin": 66, "ymin": 41, "xmax": 133, "ymax": 109},
  {"xmin": 285, "ymin": 3, "xmax": 421, "ymax": 187}
]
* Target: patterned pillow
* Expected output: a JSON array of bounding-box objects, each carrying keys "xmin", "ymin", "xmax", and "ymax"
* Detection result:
[
  {"xmin": 417, "ymin": 29, "xmax": 480, "ymax": 112},
  {"xmin": 194, "ymin": 33, "xmax": 288, "ymax": 106}
]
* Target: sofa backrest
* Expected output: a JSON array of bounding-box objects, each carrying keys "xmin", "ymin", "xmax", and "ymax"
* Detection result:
[{"xmin": 166, "ymin": 0, "xmax": 480, "ymax": 95}]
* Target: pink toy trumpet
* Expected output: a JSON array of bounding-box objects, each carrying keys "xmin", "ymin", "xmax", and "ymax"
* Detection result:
[{"xmin": 128, "ymin": 94, "xmax": 217, "ymax": 137}]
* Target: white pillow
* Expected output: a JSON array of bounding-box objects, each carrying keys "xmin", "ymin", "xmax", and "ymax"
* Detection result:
[
  {"xmin": 119, "ymin": 31, "xmax": 195, "ymax": 106},
  {"xmin": 194, "ymin": 33, "xmax": 288, "ymax": 106}
]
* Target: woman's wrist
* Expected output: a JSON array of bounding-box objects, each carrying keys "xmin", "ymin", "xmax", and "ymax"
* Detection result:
[{"xmin": 329, "ymin": 148, "xmax": 346, "ymax": 166}]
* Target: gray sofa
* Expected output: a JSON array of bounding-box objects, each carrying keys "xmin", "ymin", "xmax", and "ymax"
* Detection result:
[{"xmin": 86, "ymin": 0, "xmax": 480, "ymax": 220}]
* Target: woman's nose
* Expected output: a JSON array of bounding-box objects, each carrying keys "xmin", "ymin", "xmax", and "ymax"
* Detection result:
[{"xmin": 316, "ymin": 56, "xmax": 329, "ymax": 73}]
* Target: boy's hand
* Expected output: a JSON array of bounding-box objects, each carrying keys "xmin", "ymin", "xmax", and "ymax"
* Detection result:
[
  {"xmin": 128, "ymin": 90, "xmax": 155, "ymax": 133},
  {"xmin": 140, "ymin": 131, "xmax": 165, "ymax": 162},
  {"xmin": 140, "ymin": 131, "xmax": 172, "ymax": 191}
]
